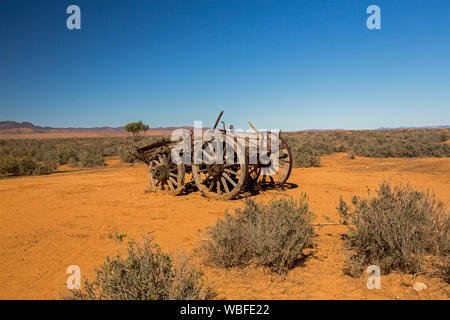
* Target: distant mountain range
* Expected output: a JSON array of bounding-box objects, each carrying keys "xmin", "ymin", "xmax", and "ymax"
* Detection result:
[
  {"xmin": 0, "ymin": 121, "xmax": 448, "ymax": 139},
  {"xmin": 299, "ymin": 125, "xmax": 450, "ymax": 132},
  {"xmin": 0, "ymin": 121, "xmax": 196, "ymax": 132},
  {"xmin": 376, "ymin": 125, "xmax": 450, "ymax": 130},
  {"xmin": 0, "ymin": 121, "xmax": 200, "ymax": 138},
  {"xmin": 0, "ymin": 121, "xmax": 123, "ymax": 132}
]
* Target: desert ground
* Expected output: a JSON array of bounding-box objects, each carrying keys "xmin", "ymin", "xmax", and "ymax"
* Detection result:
[
  {"xmin": 0, "ymin": 153, "xmax": 449, "ymax": 300},
  {"xmin": 0, "ymin": 129, "xmax": 174, "ymax": 140}
]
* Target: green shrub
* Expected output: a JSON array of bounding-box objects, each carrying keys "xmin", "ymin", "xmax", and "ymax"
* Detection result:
[
  {"xmin": 68, "ymin": 157, "xmax": 78, "ymax": 167},
  {"xmin": 15, "ymin": 157, "xmax": 37, "ymax": 175},
  {"xmin": 203, "ymin": 196, "xmax": 315, "ymax": 273},
  {"xmin": 338, "ymin": 181, "xmax": 449, "ymax": 281},
  {"xmin": 119, "ymin": 146, "xmax": 135, "ymax": 163},
  {"xmin": 283, "ymin": 128, "xmax": 450, "ymax": 166},
  {"xmin": 0, "ymin": 156, "xmax": 19, "ymax": 174},
  {"xmin": 292, "ymin": 146, "xmax": 321, "ymax": 167},
  {"xmin": 2, "ymin": 128, "xmax": 447, "ymax": 176},
  {"xmin": 65, "ymin": 235, "xmax": 216, "ymax": 300},
  {"xmin": 0, "ymin": 136, "xmax": 171, "ymax": 175},
  {"xmin": 78, "ymin": 151, "xmax": 105, "ymax": 167},
  {"xmin": 58, "ymin": 148, "xmax": 78, "ymax": 165},
  {"xmin": 0, "ymin": 156, "xmax": 55, "ymax": 176},
  {"xmin": 32, "ymin": 160, "xmax": 57, "ymax": 175}
]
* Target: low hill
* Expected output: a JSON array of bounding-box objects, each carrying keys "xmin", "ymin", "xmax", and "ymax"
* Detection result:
[
  {"xmin": 1, "ymin": 120, "xmax": 449, "ymax": 139},
  {"xmin": 0, "ymin": 121, "xmax": 196, "ymax": 139}
]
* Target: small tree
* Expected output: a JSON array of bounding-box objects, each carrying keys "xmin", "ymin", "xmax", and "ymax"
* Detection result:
[{"xmin": 125, "ymin": 120, "xmax": 149, "ymax": 137}]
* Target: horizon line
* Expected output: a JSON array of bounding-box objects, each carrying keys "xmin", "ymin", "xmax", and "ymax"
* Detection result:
[{"xmin": 1, "ymin": 120, "xmax": 449, "ymax": 132}]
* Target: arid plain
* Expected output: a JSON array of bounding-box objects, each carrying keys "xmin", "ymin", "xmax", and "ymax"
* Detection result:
[{"xmin": 1, "ymin": 152, "xmax": 449, "ymax": 300}]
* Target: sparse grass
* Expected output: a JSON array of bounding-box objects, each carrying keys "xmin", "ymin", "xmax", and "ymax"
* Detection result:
[
  {"xmin": 72, "ymin": 151, "xmax": 105, "ymax": 167},
  {"xmin": 338, "ymin": 181, "xmax": 449, "ymax": 282},
  {"xmin": 0, "ymin": 155, "xmax": 56, "ymax": 176},
  {"xmin": 0, "ymin": 136, "xmax": 166, "ymax": 175},
  {"xmin": 285, "ymin": 128, "xmax": 450, "ymax": 168},
  {"xmin": 203, "ymin": 196, "xmax": 315, "ymax": 274},
  {"xmin": 1, "ymin": 128, "xmax": 449, "ymax": 175},
  {"xmin": 64, "ymin": 234, "xmax": 216, "ymax": 300},
  {"xmin": 291, "ymin": 144, "xmax": 321, "ymax": 167}
]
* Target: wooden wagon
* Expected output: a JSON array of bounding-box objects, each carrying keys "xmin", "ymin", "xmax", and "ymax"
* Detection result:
[{"xmin": 133, "ymin": 111, "xmax": 292, "ymax": 200}]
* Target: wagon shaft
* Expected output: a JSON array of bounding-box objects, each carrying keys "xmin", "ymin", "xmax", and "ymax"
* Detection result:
[{"xmin": 136, "ymin": 138, "xmax": 171, "ymax": 153}]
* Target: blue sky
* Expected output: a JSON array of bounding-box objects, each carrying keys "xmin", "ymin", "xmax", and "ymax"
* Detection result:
[{"xmin": 0, "ymin": 0, "xmax": 449, "ymax": 130}]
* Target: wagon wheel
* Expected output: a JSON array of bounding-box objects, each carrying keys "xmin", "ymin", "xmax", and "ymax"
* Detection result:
[
  {"xmin": 192, "ymin": 139, "xmax": 248, "ymax": 200},
  {"xmin": 248, "ymin": 136, "xmax": 292, "ymax": 186},
  {"xmin": 148, "ymin": 153, "xmax": 185, "ymax": 195}
]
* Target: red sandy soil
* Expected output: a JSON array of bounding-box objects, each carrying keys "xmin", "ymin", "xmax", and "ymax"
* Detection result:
[{"xmin": 0, "ymin": 153, "xmax": 449, "ymax": 300}]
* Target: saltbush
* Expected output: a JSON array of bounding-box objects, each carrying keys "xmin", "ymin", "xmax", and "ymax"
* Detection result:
[
  {"xmin": 283, "ymin": 128, "xmax": 450, "ymax": 168},
  {"xmin": 0, "ymin": 155, "xmax": 56, "ymax": 176},
  {"xmin": 65, "ymin": 235, "xmax": 216, "ymax": 300},
  {"xmin": 1, "ymin": 128, "xmax": 448, "ymax": 175},
  {"xmin": 203, "ymin": 197, "xmax": 315, "ymax": 273},
  {"xmin": 338, "ymin": 181, "xmax": 449, "ymax": 281}
]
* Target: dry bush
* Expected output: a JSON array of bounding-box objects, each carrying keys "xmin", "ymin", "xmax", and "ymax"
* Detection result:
[
  {"xmin": 0, "ymin": 155, "xmax": 56, "ymax": 176},
  {"xmin": 203, "ymin": 196, "xmax": 315, "ymax": 274},
  {"xmin": 292, "ymin": 145, "xmax": 321, "ymax": 167},
  {"xmin": 283, "ymin": 128, "xmax": 450, "ymax": 166},
  {"xmin": 0, "ymin": 136, "xmax": 170, "ymax": 175},
  {"xmin": 1, "ymin": 128, "xmax": 448, "ymax": 175},
  {"xmin": 338, "ymin": 181, "xmax": 449, "ymax": 281},
  {"xmin": 119, "ymin": 145, "xmax": 136, "ymax": 163},
  {"xmin": 71, "ymin": 151, "xmax": 105, "ymax": 167},
  {"xmin": 64, "ymin": 235, "xmax": 216, "ymax": 300}
]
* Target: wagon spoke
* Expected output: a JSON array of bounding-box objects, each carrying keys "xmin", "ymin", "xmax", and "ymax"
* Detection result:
[
  {"xmin": 224, "ymin": 163, "xmax": 240, "ymax": 167},
  {"xmin": 208, "ymin": 177, "xmax": 217, "ymax": 191},
  {"xmin": 216, "ymin": 180, "xmax": 222, "ymax": 195},
  {"xmin": 202, "ymin": 150, "xmax": 214, "ymax": 162},
  {"xmin": 221, "ymin": 177, "xmax": 230, "ymax": 193},
  {"xmin": 223, "ymin": 173, "xmax": 237, "ymax": 187},
  {"xmin": 207, "ymin": 143, "xmax": 216, "ymax": 157},
  {"xmin": 169, "ymin": 177, "xmax": 178, "ymax": 186},
  {"xmin": 224, "ymin": 168, "xmax": 239, "ymax": 176}
]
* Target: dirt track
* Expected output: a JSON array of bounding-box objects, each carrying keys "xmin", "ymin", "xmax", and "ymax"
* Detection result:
[{"xmin": 0, "ymin": 153, "xmax": 449, "ymax": 300}]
